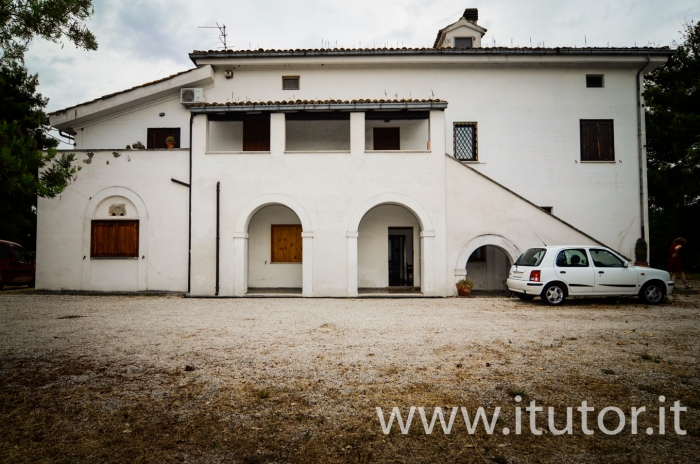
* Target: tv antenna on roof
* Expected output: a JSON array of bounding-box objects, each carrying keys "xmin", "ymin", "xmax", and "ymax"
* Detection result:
[{"xmin": 199, "ymin": 23, "xmax": 228, "ymax": 50}]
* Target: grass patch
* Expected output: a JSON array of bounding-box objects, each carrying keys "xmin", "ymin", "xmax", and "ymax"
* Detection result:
[
  {"xmin": 256, "ymin": 388, "xmax": 270, "ymax": 399},
  {"xmin": 601, "ymin": 369, "xmax": 616, "ymax": 375},
  {"xmin": 506, "ymin": 388, "xmax": 525, "ymax": 398},
  {"xmin": 641, "ymin": 352, "xmax": 662, "ymax": 363}
]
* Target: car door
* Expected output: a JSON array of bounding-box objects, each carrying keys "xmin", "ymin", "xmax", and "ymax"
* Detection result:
[
  {"xmin": 10, "ymin": 245, "xmax": 34, "ymax": 284},
  {"xmin": 554, "ymin": 248, "xmax": 595, "ymax": 294},
  {"xmin": 590, "ymin": 248, "xmax": 639, "ymax": 294}
]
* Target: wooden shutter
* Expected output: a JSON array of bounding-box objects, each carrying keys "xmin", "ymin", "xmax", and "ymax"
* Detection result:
[
  {"xmin": 373, "ymin": 127, "xmax": 400, "ymax": 150},
  {"xmin": 271, "ymin": 225, "xmax": 302, "ymax": 263},
  {"xmin": 580, "ymin": 120, "xmax": 614, "ymax": 161},
  {"xmin": 91, "ymin": 220, "xmax": 139, "ymax": 258},
  {"xmin": 243, "ymin": 120, "xmax": 271, "ymax": 151},
  {"xmin": 596, "ymin": 121, "xmax": 614, "ymax": 161},
  {"xmin": 147, "ymin": 128, "xmax": 181, "ymax": 149}
]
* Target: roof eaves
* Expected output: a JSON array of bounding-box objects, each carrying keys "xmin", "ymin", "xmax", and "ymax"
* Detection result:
[
  {"xmin": 48, "ymin": 67, "xmax": 202, "ymax": 116},
  {"xmin": 189, "ymin": 99, "xmax": 448, "ymax": 113}
]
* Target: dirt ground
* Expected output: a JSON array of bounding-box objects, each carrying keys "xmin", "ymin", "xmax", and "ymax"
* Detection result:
[{"xmin": 0, "ymin": 290, "xmax": 699, "ymax": 463}]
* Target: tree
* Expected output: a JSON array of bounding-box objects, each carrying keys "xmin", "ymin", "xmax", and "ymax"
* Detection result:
[
  {"xmin": 645, "ymin": 20, "xmax": 700, "ymax": 272},
  {"xmin": 0, "ymin": 0, "xmax": 97, "ymax": 64},
  {"xmin": 0, "ymin": 1, "xmax": 96, "ymax": 250}
]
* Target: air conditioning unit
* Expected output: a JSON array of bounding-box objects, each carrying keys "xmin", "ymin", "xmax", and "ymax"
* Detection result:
[{"xmin": 180, "ymin": 88, "xmax": 204, "ymax": 104}]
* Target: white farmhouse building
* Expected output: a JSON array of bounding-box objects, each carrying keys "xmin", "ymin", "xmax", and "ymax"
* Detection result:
[{"xmin": 39, "ymin": 9, "xmax": 672, "ymax": 297}]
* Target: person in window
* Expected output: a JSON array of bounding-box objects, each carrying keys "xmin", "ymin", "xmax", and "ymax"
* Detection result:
[{"xmin": 668, "ymin": 237, "xmax": 692, "ymax": 289}]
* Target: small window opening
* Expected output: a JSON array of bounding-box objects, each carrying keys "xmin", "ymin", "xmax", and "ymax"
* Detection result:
[
  {"xmin": 454, "ymin": 37, "xmax": 473, "ymax": 49},
  {"xmin": 282, "ymin": 76, "xmax": 300, "ymax": 90},
  {"xmin": 586, "ymin": 75, "xmax": 604, "ymax": 88},
  {"xmin": 454, "ymin": 122, "xmax": 477, "ymax": 161}
]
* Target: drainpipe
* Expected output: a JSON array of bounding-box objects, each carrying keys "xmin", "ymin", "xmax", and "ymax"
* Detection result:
[
  {"xmin": 215, "ymin": 181, "xmax": 220, "ymax": 296},
  {"xmin": 636, "ymin": 54, "xmax": 651, "ymax": 242},
  {"xmin": 188, "ymin": 113, "xmax": 194, "ymax": 294}
]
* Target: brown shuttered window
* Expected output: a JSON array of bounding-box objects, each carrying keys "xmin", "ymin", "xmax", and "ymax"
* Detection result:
[
  {"xmin": 243, "ymin": 120, "xmax": 271, "ymax": 151},
  {"xmin": 271, "ymin": 224, "xmax": 302, "ymax": 263},
  {"xmin": 147, "ymin": 128, "xmax": 181, "ymax": 149},
  {"xmin": 91, "ymin": 220, "xmax": 139, "ymax": 258},
  {"xmin": 580, "ymin": 120, "xmax": 614, "ymax": 161},
  {"xmin": 373, "ymin": 127, "xmax": 400, "ymax": 150}
]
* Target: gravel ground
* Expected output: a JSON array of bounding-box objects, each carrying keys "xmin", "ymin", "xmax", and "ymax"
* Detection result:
[{"xmin": 1, "ymin": 291, "xmax": 699, "ymax": 463}]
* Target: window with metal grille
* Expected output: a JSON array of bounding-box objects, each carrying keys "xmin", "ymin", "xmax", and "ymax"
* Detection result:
[
  {"xmin": 580, "ymin": 120, "xmax": 614, "ymax": 161},
  {"xmin": 91, "ymin": 220, "xmax": 139, "ymax": 258},
  {"xmin": 282, "ymin": 76, "xmax": 300, "ymax": 90},
  {"xmin": 454, "ymin": 122, "xmax": 477, "ymax": 161},
  {"xmin": 454, "ymin": 37, "xmax": 473, "ymax": 49}
]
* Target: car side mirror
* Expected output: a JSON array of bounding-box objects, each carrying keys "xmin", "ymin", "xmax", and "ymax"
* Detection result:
[{"xmin": 623, "ymin": 262, "xmax": 628, "ymax": 268}]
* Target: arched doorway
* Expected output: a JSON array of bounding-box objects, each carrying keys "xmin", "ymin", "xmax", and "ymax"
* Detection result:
[
  {"xmin": 454, "ymin": 235, "xmax": 519, "ymax": 295},
  {"xmin": 347, "ymin": 193, "xmax": 435, "ymax": 297},
  {"xmin": 233, "ymin": 195, "xmax": 313, "ymax": 296}
]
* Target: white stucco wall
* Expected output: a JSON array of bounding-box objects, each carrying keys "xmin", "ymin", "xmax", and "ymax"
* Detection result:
[
  {"xmin": 247, "ymin": 205, "xmax": 303, "ymax": 288},
  {"xmin": 36, "ymin": 149, "xmax": 189, "ymax": 292},
  {"xmin": 357, "ymin": 205, "xmax": 421, "ymax": 288},
  {"xmin": 208, "ymin": 120, "xmax": 243, "ymax": 152},
  {"xmin": 285, "ymin": 120, "xmax": 350, "ymax": 152},
  {"xmin": 76, "ymin": 96, "xmax": 191, "ymax": 150},
  {"xmin": 364, "ymin": 119, "xmax": 429, "ymax": 151}
]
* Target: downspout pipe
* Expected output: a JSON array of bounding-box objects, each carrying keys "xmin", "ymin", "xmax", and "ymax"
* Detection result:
[
  {"xmin": 215, "ymin": 181, "xmax": 220, "ymax": 296},
  {"xmin": 636, "ymin": 54, "xmax": 651, "ymax": 242},
  {"xmin": 188, "ymin": 113, "xmax": 194, "ymax": 294}
]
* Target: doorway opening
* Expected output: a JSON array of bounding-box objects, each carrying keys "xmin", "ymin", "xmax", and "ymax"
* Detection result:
[{"xmin": 388, "ymin": 227, "xmax": 414, "ymax": 287}]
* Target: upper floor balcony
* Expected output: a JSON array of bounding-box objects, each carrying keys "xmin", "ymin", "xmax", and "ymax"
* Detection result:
[{"xmin": 196, "ymin": 99, "xmax": 446, "ymax": 156}]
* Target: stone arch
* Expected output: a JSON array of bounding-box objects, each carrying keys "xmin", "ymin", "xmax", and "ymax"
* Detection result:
[
  {"xmin": 81, "ymin": 186, "xmax": 149, "ymax": 291},
  {"xmin": 347, "ymin": 193, "xmax": 435, "ymax": 297},
  {"xmin": 453, "ymin": 234, "xmax": 520, "ymax": 293},
  {"xmin": 233, "ymin": 194, "xmax": 314, "ymax": 297},
  {"xmin": 235, "ymin": 194, "xmax": 313, "ymax": 234}
]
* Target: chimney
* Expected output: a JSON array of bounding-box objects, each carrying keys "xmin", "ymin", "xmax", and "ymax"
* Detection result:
[{"xmin": 463, "ymin": 8, "xmax": 478, "ymax": 23}]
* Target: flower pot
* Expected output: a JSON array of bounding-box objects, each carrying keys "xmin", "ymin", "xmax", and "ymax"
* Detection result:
[
  {"xmin": 456, "ymin": 285, "xmax": 472, "ymax": 297},
  {"xmin": 166, "ymin": 142, "xmax": 176, "ymax": 149}
]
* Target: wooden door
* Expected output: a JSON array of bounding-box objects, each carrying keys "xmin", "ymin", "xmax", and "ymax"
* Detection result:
[
  {"xmin": 373, "ymin": 127, "xmax": 400, "ymax": 150},
  {"xmin": 243, "ymin": 120, "xmax": 271, "ymax": 151}
]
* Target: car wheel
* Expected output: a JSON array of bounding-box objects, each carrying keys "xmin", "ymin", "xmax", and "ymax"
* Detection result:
[
  {"xmin": 516, "ymin": 293, "xmax": 536, "ymax": 301},
  {"xmin": 542, "ymin": 283, "xmax": 566, "ymax": 306},
  {"xmin": 640, "ymin": 282, "xmax": 664, "ymax": 305}
]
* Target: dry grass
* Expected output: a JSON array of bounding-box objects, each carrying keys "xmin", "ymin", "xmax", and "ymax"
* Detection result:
[{"xmin": 1, "ymin": 292, "xmax": 699, "ymax": 463}]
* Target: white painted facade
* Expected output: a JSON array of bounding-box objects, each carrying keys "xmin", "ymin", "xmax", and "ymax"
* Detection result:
[{"xmin": 40, "ymin": 10, "xmax": 671, "ymax": 296}]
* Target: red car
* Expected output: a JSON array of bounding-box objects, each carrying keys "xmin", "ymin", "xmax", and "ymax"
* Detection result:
[{"xmin": 0, "ymin": 240, "xmax": 36, "ymax": 289}]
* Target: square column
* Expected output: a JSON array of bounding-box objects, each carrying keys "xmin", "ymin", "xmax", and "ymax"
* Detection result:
[
  {"xmin": 350, "ymin": 112, "xmax": 365, "ymax": 155},
  {"xmin": 347, "ymin": 231, "xmax": 359, "ymax": 297},
  {"xmin": 233, "ymin": 232, "xmax": 248, "ymax": 296},
  {"xmin": 302, "ymin": 232, "xmax": 314, "ymax": 296},
  {"xmin": 270, "ymin": 113, "xmax": 285, "ymax": 156}
]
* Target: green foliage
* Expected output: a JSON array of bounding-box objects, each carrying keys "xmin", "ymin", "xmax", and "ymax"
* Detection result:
[
  {"xmin": 645, "ymin": 20, "xmax": 700, "ymax": 271},
  {"xmin": 0, "ymin": 63, "xmax": 80, "ymax": 249},
  {"xmin": 0, "ymin": 1, "xmax": 95, "ymax": 249},
  {"xmin": 456, "ymin": 278, "xmax": 473, "ymax": 288},
  {"xmin": 0, "ymin": 0, "xmax": 97, "ymax": 64}
]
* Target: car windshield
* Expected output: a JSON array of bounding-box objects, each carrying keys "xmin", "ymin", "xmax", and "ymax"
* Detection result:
[{"xmin": 514, "ymin": 248, "xmax": 547, "ymax": 267}]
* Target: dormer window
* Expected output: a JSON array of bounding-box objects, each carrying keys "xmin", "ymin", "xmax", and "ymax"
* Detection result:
[{"xmin": 454, "ymin": 37, "xmax": 473, "ymax": 49}]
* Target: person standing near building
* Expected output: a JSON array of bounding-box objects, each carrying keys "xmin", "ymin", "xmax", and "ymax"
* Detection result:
[{"xmin": 668, "ymin": 237, "xmax": 692, "ymax": 289}]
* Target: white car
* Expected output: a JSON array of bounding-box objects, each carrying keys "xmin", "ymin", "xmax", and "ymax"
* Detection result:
[{"xmin": 506, "ymin": 246, "xmax": 673, "ymax": 306}]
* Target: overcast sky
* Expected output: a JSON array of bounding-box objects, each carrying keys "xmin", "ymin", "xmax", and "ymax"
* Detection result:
[{"xmin": 25, "ymin": 0, "xmax": 699, "ymax": 115}]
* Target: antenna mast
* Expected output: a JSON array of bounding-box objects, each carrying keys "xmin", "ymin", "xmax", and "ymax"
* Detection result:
[{"xmin": 198, "ymin": 23, "xmax": 228, "ymax": 50}]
